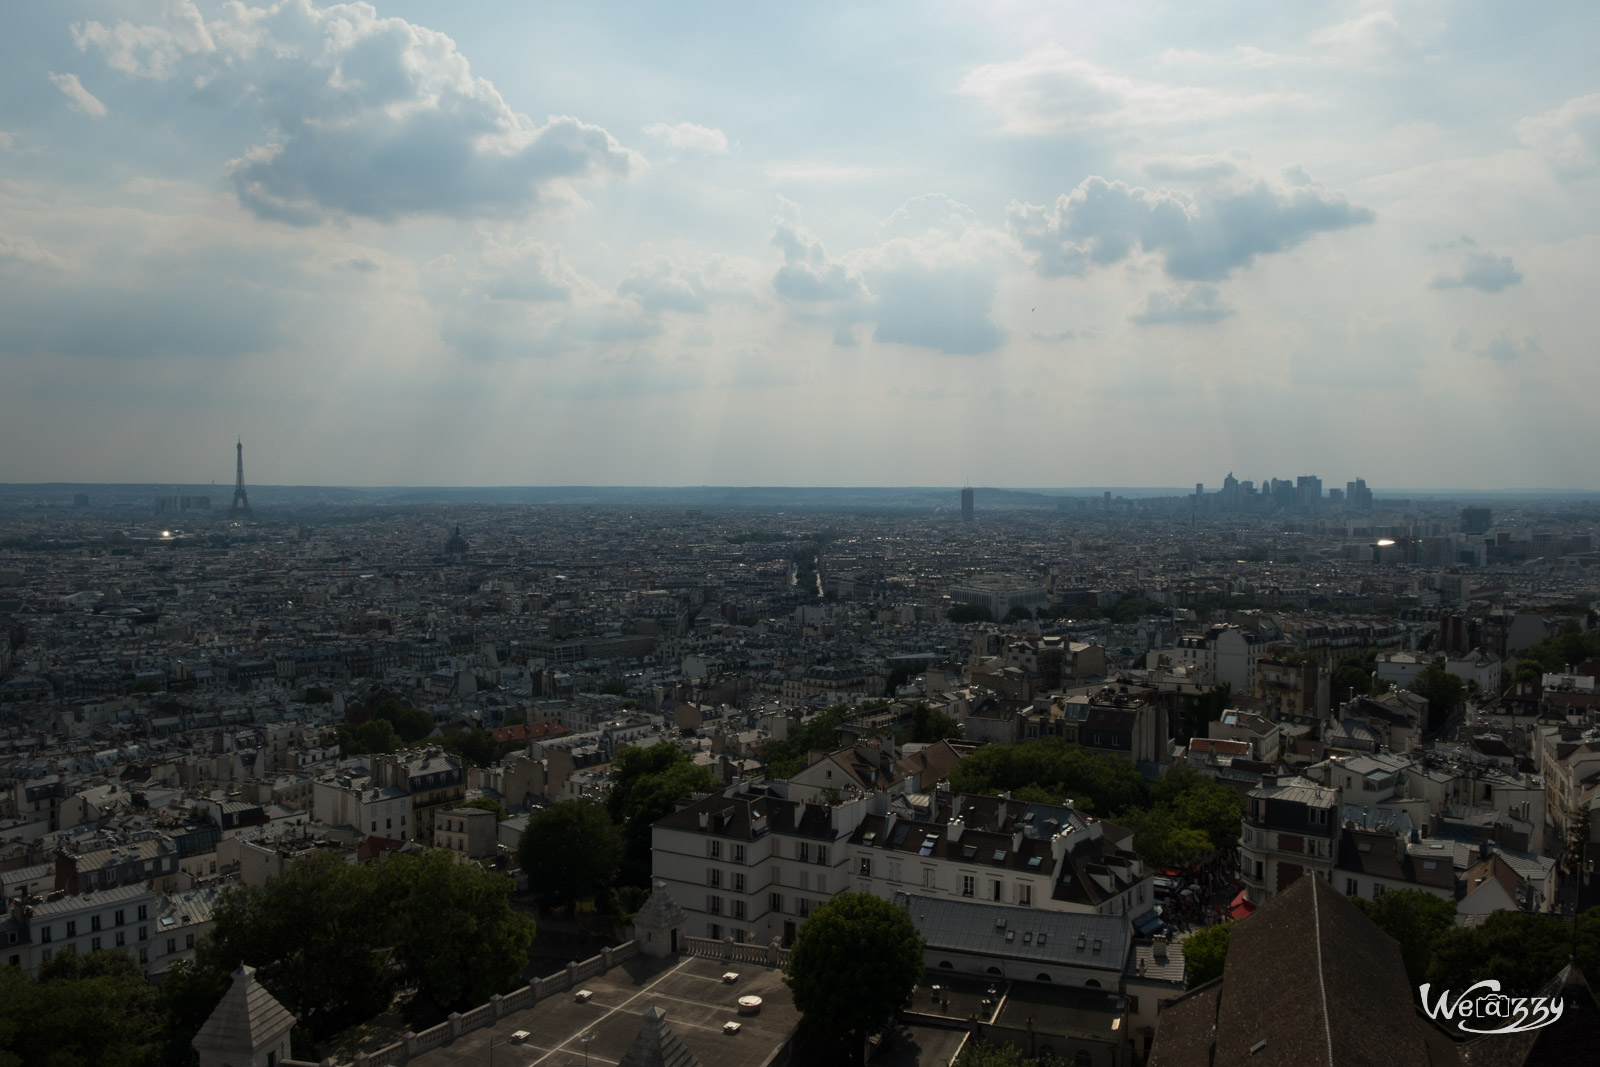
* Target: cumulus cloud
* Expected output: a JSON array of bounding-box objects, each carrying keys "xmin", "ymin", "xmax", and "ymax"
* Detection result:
[
  {"xmin": 771, "ymin": 198, "xmax": 869, "ymax": 303},
  {"xmin": 1452, "ymin": 326, "xmax": 1543, "ymax": 364},
  {"xmin": 643, "ymin": 122, "xmax": 729, "ymax": 155},
  {"xmin": 1517, "ymin": 93, "xmax": 1600, "ymax": 179},
  {"xmin": 959, "ymin": 45, "xmax": 1286, "ymax": 135},
  {"xmin": 1128, "ymin": 285, "xmax": 1235, "ymax": 325},
  {"xmin": 1432, "ymin": 251, "xmax": 1521, "ymax": 293},
  {"xmin": 48, "ymin": 72, "xmax": 107, "ymax": 117},
  {"xmin": 0, "ymin": 234, "xmax": 72, "ymax": 271},
  {"xmin": 1008, "ymin": 174, "xmax": 1373, "ymax": 281},
  {"xmin": 1309, "ymin": 11, "xmax": 1402, "ymax": 51},
  {"xmin": 73, "ymin": 1, "xmax": 638, "ymax": 223},
  {"xmin": 770, "ymin": 197, "xmax": 1006, "ymax": 355},
  {"xmin": 618, "ymin": 258, "xmax": 711, "ymax": 313}
]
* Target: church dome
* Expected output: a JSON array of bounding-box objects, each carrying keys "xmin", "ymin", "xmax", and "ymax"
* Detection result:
[{"xmin": 444, "ymin": 524, "xmax": 469, "ymax": 555}]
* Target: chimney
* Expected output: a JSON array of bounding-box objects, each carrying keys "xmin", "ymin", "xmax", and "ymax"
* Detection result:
[
  {"xmin": 946, "ymin": 817, "xmax": 965, "ymax": 843},
  {"xmin": 1153, "ymin": 935, "xmax": 1168, "ymax": 964},
  {"xmin": 697, "ymin": 811, "xmax": 709, "ymax": 830},
  {"xmin": 953, "ymin": 794, "xmax": 963, "ymax": 820},
  {"xmin": 1012, "ymin": 828, "xmax": 1024, "ymax": 852}
]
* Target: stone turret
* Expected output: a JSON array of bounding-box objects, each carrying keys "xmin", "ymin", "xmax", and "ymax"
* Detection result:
[
  {"xmin": 634, "ymin": 879, "xmax": 688, "ymax": 958},
  {"xmin": 192, "ymin": 964, "xmax": 296, "ymax": 1067}
]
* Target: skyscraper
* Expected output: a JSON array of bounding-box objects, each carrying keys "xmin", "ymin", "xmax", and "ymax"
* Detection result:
[{"xmin": 960, "ymin": 487, "xmax": 974, "ymax": 522}]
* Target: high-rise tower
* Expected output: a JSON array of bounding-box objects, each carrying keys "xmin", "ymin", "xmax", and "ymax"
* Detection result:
[
  {"xmin": 960, "ymin": 486, "xmax": 974, "ymax": 522},
  {"xmin": 232, "ymin": 440, "xmax": 251, "ymax": 515}
]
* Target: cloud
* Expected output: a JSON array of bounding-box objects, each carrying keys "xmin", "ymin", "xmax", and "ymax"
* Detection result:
[
  {"xmin": 48, "ymin": 72, "xmax": 107, "ymax": 117},
  {"xmin": 1309, "ymin": 11, "xmax": 1402, "ymax": 51},
  {"xmin": 770, "ymin": 197, "xmax": 1007, "ymax": 355},
  {"xmin": 1008, "ymin": 174, "xmax": 1373, "ymax": 281},
  {"xmin": 1517, "ymin": 93, "xmax": 1600, "ymax": 179},
  {"xmin": 1452, "ymin": 326, "xmax": 1542, "ymax": 364},
  {"xmin": 618, "ymin": 257, "xmax": 710, "ymax": 313},
  {"xmin": 1128, "ymin": 285, "xmax": 1235, "ymax": 325},
  {"xmin": 1137, "ymin": 152, "xmax": 1245, "ymax": 182},
  {"xmin": 1431, "ymin": 251, "xmax": 1521, "ymax": 293},
  {"xmin": 73, "ymin": 1, "xmax": 638, "ymax": 223},
  {"xmin": 771, "ymin": 198, "xmax": 869, "ymax": 302},
  {"xmin": 643, "ymin": 122, "xmax": 729, "ymax": 155},
  {"xmin": 959, "ymin": 45, "xmax": 1286, "ymax": 135},
  {"xmin": 0, "ymin": 234, "xmax": 72, "ymax": 271}
]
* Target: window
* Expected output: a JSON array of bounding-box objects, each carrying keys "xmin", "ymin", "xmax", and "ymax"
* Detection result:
[
  {"xmin": 816, "ymin": 846, "xmax": 829, "ymax": 865},
  {"xmin": 859, "ymin": 858, "xmax": 872, "ymax": 877},
  {"xmin": 167, "ymin": 938, "xmax": 177, "ymax": 954},
  {"xmin": 115, "ymin": 931, "xmax": 126, "ymax": 947},
  {"xmin": 138, "ymin": 947, "xmax": 148, "ymax": 964},
  {"xmin": 1309, "ymin": 807, "xmax": 1329, "ymax": 826},
  {"xmin": 371, "ymin": 821, "xmax": 377, "ymax": 832},
  {"xmin": 1018, "ymin": 883, "xmax": 1032, "ymax": 907},
  {"xmin": 1346, "ymin": 878, "xmax": 1359, "ymax": 895},
  {"xmin": 137, "ymin": 905, "xmax": 148, "ymax": 921},
  {"xmin": 770, "ymin": 892, "xmax": 784, "ymax": 914},
  {"xmin": 115, "ymin": 910, "xmax": 125, "ymax": 926},
  {"xmin": 733, "ymin": 873, "xmax": 746, "ymax": 893},
  {"xmin": 992, "ymin": 880, "xmax": 1003, "ymax": 902},
  {"xmin": 923, "ymin": 868, "xmax": 935, "ymax": 888},
  {"xmin": 797, "ymin": 842, "xmax": 810, "ymax": 863},
  {"xmin": 40, "ymin": 927, "xmax": 51, "ymax": 944},
  {"xmin": 733, "ymin": 929, "xmax": 746, "ymax": 944},
  {"xmin": 962, "ymin": 875, "xmax": 976, "ymax": 898},
  {"xmin": 888, "ymin": 860, "xmax": 902, "ymax": 882},
  {"xmin": 707, "ymin": 868, "xmax": 721, "ymax": 888},
  {"xmin": 799, "ymin": 870, "xmax": 810, "ymax": 891},
  {"xmin": 708, "ymin": 840, "xmax": 722, "ymax": 860},
  {"xmin": 708, "ymin": 923, "xmax": 722, "ymax": 940},
  {"xmin": 798, "ymin": 898, "xmax": 811, "ymax": 918},
  {"xmin": 1372, "ymin": 884, "xmax": 1385, "ymax": 899},
  {"xmin": 41, "ymin": 949, "xmax": 52, "ymax": 962},
  {"xmin": 7, "ymin": 955, "xmax": 15, "ymax": 968},
  {"xmin": 91, "ymin": 916, "xmax": 102, "ymax": 932},
  {"xmin": 387, "ymin": 818, "xmax": 392, "ymax": 829},
  {"xmin": 185, "ymin": 934, "xmax": 195, "ymax": 949},
  {"xmin": 733, "ymin": 900, "xmax": 746, "ymax": 920},
  {"xmin": 91, "ymin": 937, "xmax": 102, "ymax": 951},
  {"xmin": 733, "ymin": 844, "xmax": 745, "ymax": 863},
  {"xmin": 138, "ymin": 926, "xmax": 147, "ymax": 942},
  {"xmin": 707, "ymin": 895, "xmax": 722, "ymax": 915}
]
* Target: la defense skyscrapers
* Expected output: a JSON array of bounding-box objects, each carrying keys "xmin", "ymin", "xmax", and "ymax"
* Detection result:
[{"xmin": 1200, "ymin": 472, "xmax": 1373, "ymax": 513}]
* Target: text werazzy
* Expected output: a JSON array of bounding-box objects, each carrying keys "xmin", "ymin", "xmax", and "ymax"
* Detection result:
[{"xmin": 1418, "ymin": 980, "xmax": 1564, "ymax": 1035}]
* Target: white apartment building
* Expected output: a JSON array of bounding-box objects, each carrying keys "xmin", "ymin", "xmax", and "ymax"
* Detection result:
[
  {"xmin": 651, "ymin": 781, "xmax": 871, "ymax": 946},
  {"xmin": 312, "ymin": 773, "xmax": 412, "ymax": 839},
  {"xmin": 1239, "ymin": 776, "xmax": 1342, "ymax": 905},
  {"xmin": 1170, "ymin": 625, "xmax": 1263, "ymax": 696}
]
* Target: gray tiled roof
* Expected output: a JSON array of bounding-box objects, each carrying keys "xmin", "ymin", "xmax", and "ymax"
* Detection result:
[
  {"xmin": 192, "ymin": 965, "xmax": 295, "ymax": 1055},
  {"xmin": 897, "ymin": 893, "xmax": 1129, "ymax": 973}
]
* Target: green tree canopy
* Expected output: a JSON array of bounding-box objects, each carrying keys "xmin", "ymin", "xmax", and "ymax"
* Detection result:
[
  {"xmin": 1427, "ymin": 908, "xmax": 1600, "ymax": 994},
  {"xmin": 462, "ymin": 796, "xmax": 510, "ymax": 820},
  {"xmin": 372, "ymin": 698, "xmax": 434, "ymax": 744},
  {"xmin": 948, "ymin": 737, "xmax": 1150, "ymax": 816},
  {"xmin": 955, "ymin": 1040, "xmax": 1069, "ymax": 1067},
  {"xmin": 375, "ymin": 849, "xmax": 536, "ymax": 1013},
  {"xmin": 606, "ymin": 742, "xmax": 717, "ymax": 885},
  {"xmin": 519, "ymin": 800, "xmax": 624, "ymax": 912},
  {"xmin": 761, "ymin": 704, "xmax": 853, "ymax": 780},
  {"xmin": 0, "ymin": 949, "xmax": 165, "ymax": 1067},
  {"xmin": 335, "ymin": 716, "xmax": 399, "ymax": 757},
  {"xmin": 435, "ymin": 727, "xmax": 510, "ymax": 768},
  {"xmin": 1407, "ymin": 664, "xmax": 1466, "ymax": 733},
  {"xmin": 784, "ymin": 893, "xmax": 924, "ymax": 1044},
  {"xmin": 1183, "ymin": 923, "xmax": 1230, "ymax": 988},
  {"xmin": 947, "ymin": 602, "xmax": 995, "ymax": 624},
  {"xmin": 1350, "ymin": 889, "xmax": 1457, "ymax": 988},
  {"xmin": 1153, "ymin": 768, "xmax": 1246, "ymax": 853},
  {"xmin": 910, "ymin": 703, "xmax": 962, "ymax": 744},
  {"xmin": 1120, "ymin": 806, "xmax": 1212, "ymax": 870}
]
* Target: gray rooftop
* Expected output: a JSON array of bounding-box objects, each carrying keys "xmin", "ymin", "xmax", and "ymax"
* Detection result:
[{"xmin": 897, "ymin": 893, "xmax": 1130, "ymax": 973}]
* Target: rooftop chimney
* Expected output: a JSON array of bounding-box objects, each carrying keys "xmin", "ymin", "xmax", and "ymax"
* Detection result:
[{"xmin": 946, "ymin": 817, "xmax": 965, "ymax": 843}]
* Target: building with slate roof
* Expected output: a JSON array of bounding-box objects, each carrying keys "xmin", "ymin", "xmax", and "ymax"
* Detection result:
[
  {"xmin": 618, "ymin": 1005, "xmax": 703, "ymax": 1067},
  {"xmin": 192, "ymin": 963, "xmax": 295, "ymax": 1067},
  {"xmin": 1148, "ymin": 873, "xmax": 1463, "ymax": 1067}
]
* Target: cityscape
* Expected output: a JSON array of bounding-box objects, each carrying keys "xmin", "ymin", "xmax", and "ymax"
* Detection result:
[{"xmin": 3, "ymin": 2, "xmax": 1599, "ymax": 1067}]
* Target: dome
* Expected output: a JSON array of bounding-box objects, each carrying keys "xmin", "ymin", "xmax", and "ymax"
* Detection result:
[{"xmin": 443, "ymin": 524, "xmax": 469, "ymax": 555}]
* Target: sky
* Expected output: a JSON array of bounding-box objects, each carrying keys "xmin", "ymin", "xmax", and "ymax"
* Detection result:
[{"xmin": 2, "ymin": 0, "xmax": 1598, "ymax": 489}]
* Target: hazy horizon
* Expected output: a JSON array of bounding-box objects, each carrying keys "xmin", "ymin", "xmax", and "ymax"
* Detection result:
[{"xmin": 3, "ymin": 2, "xmax": 1598, "ymax": 488}]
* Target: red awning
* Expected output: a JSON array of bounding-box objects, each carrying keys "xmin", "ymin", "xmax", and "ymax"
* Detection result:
[{"xmin": 1226, "ymin": 890, "xmax": 1257, "ymax": 920}]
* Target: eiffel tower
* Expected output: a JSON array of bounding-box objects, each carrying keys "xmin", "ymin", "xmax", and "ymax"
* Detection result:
[{"xmin": 231, "ymin": 439, "xmax": 251, "ymax": 516}]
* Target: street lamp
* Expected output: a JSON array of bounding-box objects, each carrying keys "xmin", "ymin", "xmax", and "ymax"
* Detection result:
[
  {"xmin": 489, "ymin": 1032, "xmax": 516, "ymax": 1067},
  {"xmin": 581, "ymin": 1030, "xmax": 596, "ymax": 1067}
]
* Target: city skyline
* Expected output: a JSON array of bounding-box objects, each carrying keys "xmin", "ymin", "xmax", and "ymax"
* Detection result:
[{"xmin": 2, "ymin": 2, "xmax": 1598, "ymax": 488}]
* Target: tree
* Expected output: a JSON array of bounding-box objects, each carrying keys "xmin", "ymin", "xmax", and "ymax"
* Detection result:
[
  {"xmin": 1332, "ymin": 664, "xmax": 1372, "ymax": 702},
  {"xmin": 606, "ymin": 742, "xmax": 717, "ymax": 885},
  {"xmin": 785, "ymin": 893, "xmax": 924, "ymax": 1045},
  {"xmin": 1407, "ymin": 664, "xmax": 1466, "ymax": 734},
  {"xmin": 1350, "ymin": 890, "xmax": 1456, "ymax": 988},
  {"xmin": 335, "ymin": 716, "xmax": 399, "ymax": 756},
  {"xmin": 947, "ymin": 602, "xmax": 995, "ymax": 624},
  {"xmin": 910, "ymin": 703, "xmax": 962, "ymax": 744},
  {"xmin": 0, "ymin": 949, "xmax": 165, "ymax": 1067},
  {"xmin": 375, "ymin": 850, "xmax": 536, "ymax": 1015},
  {"xmin": 1119, "ymin": 806, "xmax": 1211, "ymax": 869},
  {"xmin": 436, "ymin": 727, "xmax": 507, "ymax": 768},
  {"xmin": 1183, "ymin": 923, "xmax": 1230, "ymax": 987},
  {"xmin": 372, "ymin": 698, "xmax": 434, "ymax": 744},
  {"xmin": 955, "ymin": 1041, "xmax": 1069, "ymax": 1067},
  {"xmin": 519, "ymin": 801, "xmax": 623, "ymax": 913},
  {"xmin": 1427, "ymin": 908, "xmax": 1600, "ymax": 994},
  {"xmin": 1002, "ymin": 605, "xmax": 1033, "ymax": 623},
  {"xmin": 200, "ymin": 850, "xmax": 392, "ymax": 1038}
]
